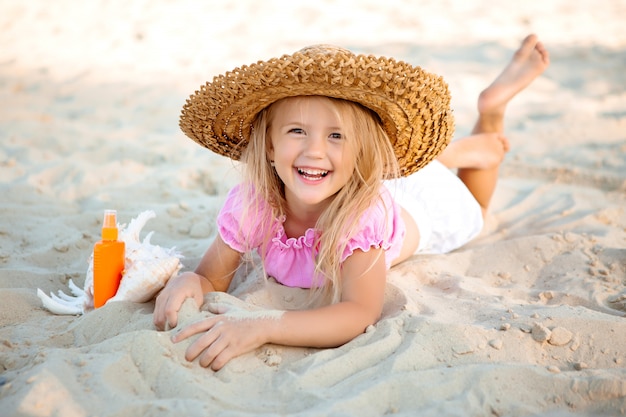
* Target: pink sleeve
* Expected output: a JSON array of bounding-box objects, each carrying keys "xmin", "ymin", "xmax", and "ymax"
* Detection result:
[
  {"xmin": 340, "ymin": 188, "xmax": 405, "ymax": 268},
  {"xmin": 217, "ymin": 184, "xmax": 265, "ymax": 253}
]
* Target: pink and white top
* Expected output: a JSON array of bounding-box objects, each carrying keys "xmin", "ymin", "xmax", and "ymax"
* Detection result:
[{"xmin": 217, "ymin": 184, "xmax": 406, "ymax": 288}]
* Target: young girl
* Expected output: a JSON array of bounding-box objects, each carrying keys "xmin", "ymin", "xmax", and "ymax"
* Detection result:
[{"xmin": 154, "ymin": 34, "xmax": 549, "ymax": 370}]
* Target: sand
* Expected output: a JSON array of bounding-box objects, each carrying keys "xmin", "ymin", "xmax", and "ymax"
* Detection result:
[{"xmin": 1, "ymin": 1, "xmax": 625, "ymax": 416}]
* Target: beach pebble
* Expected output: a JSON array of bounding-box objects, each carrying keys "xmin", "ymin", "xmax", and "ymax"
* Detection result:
[
  {"xmin": 573, "ymin": 362, "xmax": 588, "ymax": 371},
  {"xmin": 452, "ymin": 344, "xmax": 474, "ymax": 355},
  {"xmin": 547, "ymin": 365, "xmax": 560, "ymax": 373},
  {"xmin": 519, "ymin": 324, "xmax": 532, "ymax": 333},
  {"xmin": 489, "ymin": 339, "xmax": 503, "ymax": 350},
  {"xmin": 548, "ymin": 327, "xmax": 573, "ymax": 346},
  {"xmin": 531, "ymin": 323, "xmax": 551, "ymax": 342},
  {"xmin": 53, "ymin": 243, "xmax": 70, "ymax": 253},
  {"xmin": 539, "ymin": 291, "xmax": 554, "ymax": 301},
  {"xmin": 500, "ymin": 323, "xmax": 511, "ymax": 331},
  {"xmin": 498, "ymin": 271, "xmax": 511, "ymax": 280}
]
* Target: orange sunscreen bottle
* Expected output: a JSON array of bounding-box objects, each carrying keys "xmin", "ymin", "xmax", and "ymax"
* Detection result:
[{"xmin": 93, "ymin": 210, "xmax": 125, "ymax": 308}]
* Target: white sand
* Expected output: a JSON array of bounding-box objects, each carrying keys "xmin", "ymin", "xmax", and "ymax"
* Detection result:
[{"xmin": 1, "ymin": 1, "xmax": 625, "ymax": 416}]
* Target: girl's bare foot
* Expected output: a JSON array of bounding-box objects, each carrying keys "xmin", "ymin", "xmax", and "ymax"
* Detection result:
[
  {"xmin": 454, "ymin": 34, "xmax": 549, "ymax": 216},
  {"xmin": 438, "ymin": 133, "xmax": 510, "ymax": 170},
  {"xmin": 477, "ymin": 34, "xmax": 550, "ymax": 117}
]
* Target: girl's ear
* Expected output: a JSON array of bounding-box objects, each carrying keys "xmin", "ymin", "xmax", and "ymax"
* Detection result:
[{"xmin": 267, "ymin": 146, "xmax": 275, "ymax": 162}]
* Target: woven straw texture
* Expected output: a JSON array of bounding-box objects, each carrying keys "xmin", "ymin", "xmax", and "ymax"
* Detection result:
[{"xmin": 180, "ymin": 45, "xmax": 454, "ymax": 177}]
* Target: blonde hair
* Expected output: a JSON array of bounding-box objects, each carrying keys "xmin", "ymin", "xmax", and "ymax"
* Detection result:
[{"xmin": 240, "ymin": 96, "xmax": 400, "ymax": 304}]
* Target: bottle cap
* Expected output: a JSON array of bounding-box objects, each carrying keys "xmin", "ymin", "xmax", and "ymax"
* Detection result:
[{"xmin": 102, "ymin": 210, "xmax": 118, "ymax": 240}]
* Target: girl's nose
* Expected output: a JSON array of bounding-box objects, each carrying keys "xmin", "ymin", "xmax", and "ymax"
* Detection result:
[{"xmin": 303, "ymin": 134, "xmax": 326, "ymax": 157}]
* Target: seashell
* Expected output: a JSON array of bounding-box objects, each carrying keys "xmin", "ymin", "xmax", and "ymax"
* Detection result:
[{"xmin": 37, "ymin": 210, "xmax": 183, "ymax": 315}]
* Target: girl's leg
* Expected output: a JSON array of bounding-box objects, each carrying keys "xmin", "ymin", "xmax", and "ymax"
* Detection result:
[{"xmin": 438, "ymin": 34, "xmax": 550, "ymax": 216}]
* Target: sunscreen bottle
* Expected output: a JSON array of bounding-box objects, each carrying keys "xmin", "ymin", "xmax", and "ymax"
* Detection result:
[{"xmin": 93, "ymin": 210, "xmax": 125, "ymax": 308}]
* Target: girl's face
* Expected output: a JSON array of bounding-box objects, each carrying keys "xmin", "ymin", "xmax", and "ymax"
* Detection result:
[{"xmin": 268, "ymin": 96, "xmax": 356, "ymax": 214}]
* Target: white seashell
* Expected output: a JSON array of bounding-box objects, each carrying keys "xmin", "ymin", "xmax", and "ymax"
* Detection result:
[
  {"xmin": 37, "ymin": 210, "xmax": 183, "ymax": 315},
  {"xmin": 37, "ymin": 288, "xmax": 83, "ymax": 315}
]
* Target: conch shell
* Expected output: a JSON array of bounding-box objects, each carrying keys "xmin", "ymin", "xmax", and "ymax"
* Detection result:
[{"xmin": 37, "ymin": 210, "xmax": 183, "ymax": 315}]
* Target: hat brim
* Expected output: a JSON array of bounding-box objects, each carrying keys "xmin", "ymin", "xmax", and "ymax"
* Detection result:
[{"xmin": 180, "ymin": 46, "xmax": 454, "ymax": 177}]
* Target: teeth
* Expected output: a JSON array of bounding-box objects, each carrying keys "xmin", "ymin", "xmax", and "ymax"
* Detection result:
[{"xmin": 298, "ymin": 168, "xmax": 328, "ymax": 178}]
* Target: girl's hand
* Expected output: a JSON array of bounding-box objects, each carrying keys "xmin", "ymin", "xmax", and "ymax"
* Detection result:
[
  {"xmin": 171, "ymin": 304, "xmax": 282, "ymax": 370},
  {"xmin": 153, "ymin": 272, "xmax": 207, "ymax": 331}
]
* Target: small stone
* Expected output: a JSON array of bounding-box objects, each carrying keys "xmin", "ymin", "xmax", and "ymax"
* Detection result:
[
  {"xmin": 519, "ymin": 324, "xmax": 532, "ymax": 333},
  {"xmin": 489, "ymin": 339, "xmax": 503, "ymax": 350},
  {"xmin": 573, "ymin": 362, "xmax": 588, "ymax": 371},
  {"xmin": 452, "ymin": 345, "xmax": 474, "ymax": 355},
  {"xmin": 531, "ymin": 323, "xmax": 551, "ymax": 342},
  {"xmin": 569, "ymin": 336, "xmax": 581, "ymax": 351},
  {"xmin": 547, "ymin": 365, "xmax": 561, "ymax": 373},
  {"xmin": 500, "ymin": 323, "xmax": 511, "ymax": 331},
  {"xmin": 548, "ymin": 327, "xmax": 573, "ymax": 346},
  {"xmin": 53, "ymin": 243, "xmax": 70, "ymax": 253},
  {"xmin": 530, "ymin": 313, "xmax": 540, "ymax": 319}
]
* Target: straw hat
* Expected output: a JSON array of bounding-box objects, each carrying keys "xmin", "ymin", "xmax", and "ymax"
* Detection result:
[{"xmin": 180, "ymin": 45, "xmax": 453, "ymax": 177}]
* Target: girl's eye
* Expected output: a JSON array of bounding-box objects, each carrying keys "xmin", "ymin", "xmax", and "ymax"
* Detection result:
[
  {"xmin": 329, "ymin": 132, "xmax": 343, "ymax": 140},
  {"xmin": 288, "ymin": 128, "xmax": 305, "ymax": 135}
]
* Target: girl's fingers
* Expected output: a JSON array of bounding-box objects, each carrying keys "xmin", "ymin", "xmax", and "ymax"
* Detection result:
[
  {"xmin": 197, "ymin": 332, "xmax": 230, "ymax": 369},
  {"xmin": 172, "ymin": 317, "xmax": 219, "ymax": 343},
  {"xmin": 206, "ymin": 302, "xmax": 232, "ymax": 314},
  {"xmin": 163, "ymin": 294, "xmax": 183, "ymax": 329},
  {"xmin": 185, "ymin": 323, "xmax": 224, "ymax": 363},
  {"xmin": 154, "ymin": 293, "xmax": 180, "ymax": 330},
  {"xmin": 171, "ymin": 313, "xmax": 261, "ymax": 370}
]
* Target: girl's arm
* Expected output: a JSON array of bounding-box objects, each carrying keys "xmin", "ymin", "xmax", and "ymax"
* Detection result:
[
  {"xmin": 269, "ymin": 248, "xmax": 386, "ymax": 347},
  {"xmin": 172, "ymin": 247, "xmax": 387, "ymax": 369},
  {"xmin": 153, "ymin": 235, "xmax": 242, "ymax": 330}
]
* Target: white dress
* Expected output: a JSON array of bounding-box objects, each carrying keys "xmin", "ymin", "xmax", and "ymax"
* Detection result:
[{"xmin": 384, "ymin": 160, "xmax": 484, "ymax": 254}]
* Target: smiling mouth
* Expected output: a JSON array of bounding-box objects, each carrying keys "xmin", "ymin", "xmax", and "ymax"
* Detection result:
[{"xmin": 297, "ymin": 168, "xmax": 329, "ymax": 180}]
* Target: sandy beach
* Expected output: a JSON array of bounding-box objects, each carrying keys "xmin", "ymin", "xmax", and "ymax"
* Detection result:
[{"xmin": 1, "ymin": 1, "xmax": 625, "ymax": 416}]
